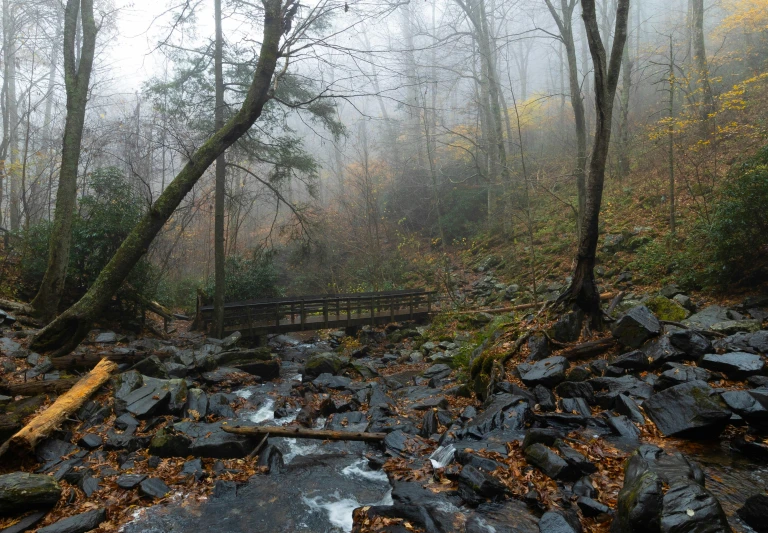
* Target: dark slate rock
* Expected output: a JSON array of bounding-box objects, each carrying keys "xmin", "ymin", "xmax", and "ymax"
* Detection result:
[
  {"xmin": 560, "ymin": 397, "xmax": 591, "ymax": 417},
  {"xmin": 412, "ymin": 397, "xmax": 448, "ymax": 411},
  {"xmin": 457, "ymin": 464, "xmax": 507, "ymax": 506},
  {"xmin": 132, "ymin": 355, "xmax": 168, "ymax": 379},
  {"xmin": 35, "ymin": 439, "xmax": 77, "ymax": 469},
  {"xmin": 656, "ymin": 364, "xmax": 712, "ymax": 391},
  {"xmin": 573, "ymin": 476, "xmax": 597, "ymax": 499},
  {"xmin": 555, "ymin": 381, "xmax": 595, "ymax": 404},
  {"xmin": 590, "ymin": 376, "xmax": 654, "ymax": 407},
  {"xmin": 713, "ymin": 332, "xmax": 755, "ymax": 354},
  {"xmin": 612, "ymin": 306, "xmax": 661, "ymax": 348},
  {"xmin": 700, "ymin": 352, "xmax": 766, "ymax": 379},
  {"xmin": 750, "ymin": 330, "xmax": 768, "ymax": 353},
  {"xmin": 312, "ymin": 373, "xmax": 352, "ymax": 390},
  {"xmin": 731, "ymin": 435, "xmax": 768, "ymax": 460},
  {"xmin": 604, "ymin": 414, "xmax": 641, "ymax": 440},
  {"xmin": 0, "ymin": 473, "xmax": 61, "ymax": 515},
  {"xmin": 184, "ymin": 388, "xmax": 208, "ymax": 419},
  {"xmin": 329, "ymin": 411, "xmax": 369, "ymax": 432},
  {"xmin": 520, "ymin": 356, "xmax": 569, "ymax": 388},
  {"xmin": 104, "ymin": 430, "xmax": 147, "ymax": 452},
  {"xmin": 461, "ymin": 394, "xmax": 529, "ymax": 438},
  {"xmin": 669, "ymin": 330, "xmax": 713, "ymax": 358},
  {"xmin": 207, "ymin": 393, "xmax": 236, "ymax": 419},
  {"xmin": 721, "ymin": 390, "xmax": 768, "ymax": 431},
  {"xmin": 419, "ymin": 409, "xmax": 439, "ymax": 438},
  {"xmin": 422, "ymin": 364, "xmax": 452, "ymax": 380},
  {"xmin": 524, "ymin": 443, "xmax": 578, "ymax": 481},
  {"xmin": 551, "ymin": 311, "xmax": 584, "ymax": 343},
  {"xmin": 534, "ymin": 385, "xmax": 556, "ymax": 412},
  {"xmin": 614, "ymin": 455, "xmax": 663, "ymax": 533},
  {"xmin": 114, "ymin": 413, "xmax": 138, "ymax": 432},
  {"xmin": 566, "ymin": 365, "xmax": 592, "ymax": 382},
  {"xmin": 643, "ymin": 336, "xmax": 686, "ymax": 367},
  {"xmin": 522, "ymin": 428, "xmax": 561, "ymax": 450},
  {"xmin": 643, "ymin": 381, "xmax": 731, "ymax": 438},
  {"xmin": 738, "ymin": 494, "xmax": 768, "ymax": 533},
  {"xmin": 611, "ymin": 350, "xmax": 649, "ymax": 370},
  {"xmin": 211, "ymin": 480, "xmax": 237, "ymax": 499},
  {"xmin": 173, "ymin": 421, "xmax": 252, "ymax": 459},
  {"xmin": 37, "ymin": 508, "xmax": 106, "ymax": 533},
  {"xmin": 303, "ymin": 352, "xmax": 346, "ymax": 379},
  {"xmin": 256, "ymin": 444, "xmax": 284, "ymax": 473},
  {"xmin": 0, "ymin": 510, "xmax": 46, "ymax": 533},
  {"xmin": 615, "ymin": 394, "xmax": 646, "ymax": 425},
  {"xmin": 684, "ymin": 306, "xmax": 731, "ymax": 330},
  {"xmin": 660, "ymin": 480, "xmax": 731, "ymax": 533},
  {"xmin": 466, "ymin": 500, "xmax": 539, "ymax": 533},
  {"xmin": 77, "ymin": 434, "xmax": 102, "ymax": 450},
  {"xmin": 180, "ymin": 459, "xmax": 204, "ymax": 481},
  {"xmin": 577, "ymin": 496, "xmax": 611, "ymax": 517},
  {"xmin": 139, "ymin": 478, "xmax": 170, "ymax": 499},
  {"xmin": 123, "ymin": 382, "xmax": 170, "ymax": 419},
  {"xmin": 116, "ymin": 474, "xmax": 146, "ymax": 489},
  {"xmin": 79, "ymin": 476, "xmax": 99, "ymax": 497},
  {"xmin": 527, "ymin": 333, "xmax": 551, "ymax": 362},
  {"xmin": 201, "ymin": 367, "xmax": 251, "ymax": 385},
  {"xmin": 538, "ymin": 510, "xmax": 582, "ymax": 533},
  {"xmin": 455, "ymin": 450, "xmax": 502, "ymax": 472},
  {"xmin": 234, "ymin": 359, "xmax": 280, "ymax": 381},
  {"xmin": 556, "ymin": 442, "xmax": 596, "ymax": 474}
]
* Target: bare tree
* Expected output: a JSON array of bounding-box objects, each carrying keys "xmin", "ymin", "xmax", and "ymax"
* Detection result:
[{"xmin": 558, "ymin": 0, "xmax": 630, "ymax": 326}]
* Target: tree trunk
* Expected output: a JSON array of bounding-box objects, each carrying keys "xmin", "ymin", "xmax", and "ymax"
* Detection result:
[
  {"xmin": 213, "ymin": 0, "xmax": 226, "ymax": 338},
  {"xmin": 30, "ymin": 0, "xmax": 98, "ymax": 321},
  {"xmin": 691, "ymin": 0, "xmax": 714, "ymax": 119},
  {"xmin": 559, "ymin": 0, "xmax": 630, "ymax": 328},
  {"xmin": 222, "ymin": 425, "xmax": 386, "ymax": 442},
  {"xmin": 618, "ymin": 42, "xmax": 632, "ymax": 180},
  {"xmin": 3, "ymin": 0, "xmax": 19, "ymax": 232},
  {"xmin": 30, "ymin": 0, "xmax": 285, "ymax": 356}
]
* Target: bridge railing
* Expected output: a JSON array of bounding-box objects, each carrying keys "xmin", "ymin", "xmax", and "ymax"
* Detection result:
[{"xmin": 196, "ymin": 289, "xmax": 437, "ymax": 334}]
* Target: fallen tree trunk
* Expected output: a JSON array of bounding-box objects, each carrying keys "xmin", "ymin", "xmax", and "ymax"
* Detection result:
[
  {"xmin": 556, "ymin": 337, "xmax": 618, "ymax": 361},
  {"xmin": 222, "ymin": 425, "xmax": 387, "ymax": 442},
  {"xmin": 468, "ymin": 292, "xmax": 617, "ymax": 315},
  {"xmin": 0, "ymin": 378, "xmax": 79, "ymax": 396},
  {"xmin": 50, "ymin": 350, "xmax": 172, "ymax": 371},
  {"xmin": 0, "ymin": 359, "xmax": 117, "ymax": 458}
]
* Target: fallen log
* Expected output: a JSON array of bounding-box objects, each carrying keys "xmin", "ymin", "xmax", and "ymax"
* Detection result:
[
  {"xmin": 0, "ymin": 359, "xmax": 117, "ymax": 458},
  {"xmin": 222, "ymin": 425, "xmax": 387, "ymax": 442},
  {"xmin": 556, "ymin": 337, "xmax": 618, "ymax": 361},
  {"xmin": 466, "ymin": 292, "xmax": 617, "ymax": 315},
  {"xmin": 0, "ymin": 378, "xmax": 78, "ymax": 396},
  {"xmin": 50, "ymin": 350, "xmax": 173, "ymax": 370}
]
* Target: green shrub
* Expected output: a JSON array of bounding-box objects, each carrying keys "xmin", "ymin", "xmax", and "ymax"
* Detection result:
[{"xmin": 203, "ymin": 251, "xmax": 282, "ymax": 302}]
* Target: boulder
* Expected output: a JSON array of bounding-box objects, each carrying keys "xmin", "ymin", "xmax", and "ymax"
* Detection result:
[
  {"xmin": 643, "ymin": 336, "xmax": 686, "ymax": 367},
  {"xmin": 669, "ymin": 330, "xmax": 712, "ymax": 358},
  {"xmin": 524, "ymin": 443, "xmax": 578, "ymax": 481},
  {"xmin": 235, "ymin": 359, "xmax": 280, "ymax": 380},
  {"xmin": 611, "ymin": 350, "xmax": 649, "ymax": 371},
  {"xmin": 551, "ymin": 311, "xmax": 584, "ymax": 343},
  {"xmin": 612, "ymin": 306, "xmax": 661, "ymax": 348},
  {"xmin": 38, "ymin": 508, "xmax": 106, "ymax": 533},
  {"xmin": 303, "ymin": 352, "xmax": 346, "ymax": 379},
  {"xmin": 660, "ymin": 480, "xmax": 731, "ymax": 533},
  {"xmin": 520, "ymin": 356, "xmax": 569, "ymax": 388},
  {"xmin": 312, "ymin": 373, "xmax": 352, "ymax": 390},
  {"xmin": 132, "ymin": 355, "xmax": 168, "ymax": 378},
  {"xmin": 538, "ymin": 510, "xmax": 582, "ymax": 533},
  {"xmin": 122, "ymin": 381, "xmax": 170, "ymax": 419},
  {"xmin": 646, "ymin": 296, "xmax": 688, "ymax": 322},
  {"xmin": 721, "ymin": 390, "xmax": 768, "ymax": 431},
  {"xmin": 140, "ymin": 478, "xmax": 170, "ymax": 499},
  {"xmin": 683, "ymin": 306, "xmax": 731, "ymax": 330},
  {"xmin": 643, "ymin": 381, "xmax": 731, "ymax": 438},
  {"xmin": 0, "ymin": 473, "xmax": 61, "ymax": 515},
  {"xmin": 555, "ymin": 381, "xmax": 595, "ymax": 404},
  {"xmin": 700, "ymin": 352, "xmax": 765, "ymax": 379},
  {"xmin": 173, "ymin": 421, "xmax": 253, "ymax": 458},
  {"xmin": 656, "ymin": 364, "xmax": 712, "ymax": 391},
  {"xmin": 466, "ymin": 500, "xmax": 539, "ymax": 533},
  {"xmin": 710, "ymin": 320, "xmax": 761, "ymax": 335},
  {"xmin": 201, "ymin": 367, "xmax": 252, "ymax": 385},
  {"xmin": 457, "ymin": 464, "xmax": 507, "ymax": 506}
]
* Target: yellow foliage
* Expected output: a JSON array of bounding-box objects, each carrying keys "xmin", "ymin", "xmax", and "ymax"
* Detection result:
[{"xmin": 717, "ymin": 0, "xmax": 768, "ymax": 36}]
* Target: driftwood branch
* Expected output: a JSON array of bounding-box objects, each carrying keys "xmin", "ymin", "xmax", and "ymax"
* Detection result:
[
  {"xmin": 556, "ymin": 337, "xmax": 618, "ymax": 360},
  {"xmin": 222, "ymin": 425, "xmax": 387, "ymax": 442},
  {"xmin": 0, "ymin": 359, "xmax": 117, "ymax": 459}
]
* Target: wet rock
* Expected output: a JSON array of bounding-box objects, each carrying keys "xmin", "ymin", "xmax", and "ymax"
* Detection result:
[
  {"xmin": 612, "ymin": 306, "xmax": 661, "ymax": 348},
  {"xmin": 643, "ymin": 336, "xmax": 687, "ymax": 367},
  {"xmin": 114, "ymin": 413, "xmax": 138, "ymax": 432},
  {"xmin": 201, "ymin": 367, "xmax": 252, "ymax": 385},
  {"xmin": 660, "ymin": 480, "xmax": 731, "ymax": 533},
  {"xmin": 234, "ymin": 359, "xmax": 280, "ymax": 381},
  {"xmin": 560, "ymin": 397, "xmax": 591, "ymax": 416},
  {"xmin": 38, "ymin": 508, "xmax": 106, "ymax": 533},
  {"xmin": 184, "ymin": 388, "xmax": 208, "ymax": 419},
  {"xmin": 669, "ymin": 331, "xmax": 712, "ymax": 358},
  {"xmin": 710, "ymin": 320, "xmax": 761, "ymax": 335},
  {"xmin": 140, "ymin": 478, "xmax": 170, "ymax": 499},
  {"xmin": 611, "ymin": 350, "xmax": 649, "ymax": 370},
  {"xmin": 750, "ymin": 330, "xmax": 768, "ymax": 353},
  {"xmin": 457, "ymin": 464, "xmax": 507, "ymax": 506},
  {"xmin": 556, "ymin": 442, "xmax": 596, "ymax": 474},
  {"xmin": 173, "ymin": 421, "xmax": 253, "ymax": 459},
  {"xmin": 104, "ymin": 430, "xmax": 148, "ymax": 452},
  {"xmin": 113, "ymin": 371, "xmax": 143, "ymax": 414},
  {"xmin": 520, "ymin": 356, "xmax": 569, "ymax": 388},
  {"xmin": 538, "ymin": 510, "xmax": 582, "ymax": 533},
  {"xmin": 615, "ymin": 394, "xmax": 646, "ymax": 425},
  {"xmin": 657, "ymin": 363, "xmax": 711, "ymax": 391},
  {"xmin": 603, "ymin": 414, "xmax": 641, "ymax": 440},
  {"xmin": 643, "ymin": 381, "xmax": 731, "ymax": 438},
  {"xmin": 180, "ymin": 459, "xmax": 204, "ymax": 481},
  {"xmin": 589, "ymin": 376, "xmax": 654, "ymax": 407},
  {"xmin": 123, "ymin": 381, "xmax": 170, "ymax": 419},
  {"xmin": 328, "ymin": 411, "xmax": 369, "ymax": 432},
  {"xmin": 524, "ymin": 443, "xmax": 578, "ymax": 481},
  {"xmin": 311, "ymin": 373, "xmax": 351, "ymax": 390},
  {"xmin": 95, "ymin": 331, "xmax": 117, "ymax": 344},
  {"xmin": 384, "ymin": 430, "xmax": 409, "ymax": 456},
  {"xmin": 683, "ymin": 306, "xmax": 731, "ymax": 330},
  {"xmin": 466, "ymin": 500, "xmax": 539, "ymax": 533},
  {"xmin": 730, "ymin": 435, "xmax": 768, "ymax": 459},
  {"xmin": 721, "ymin": 390, "xmax": 768, "ymax": 431},
  {"xmin": 527, "ymin": 333, "xmax": 551, "ymax": 362},
  {"xmin": 461, "ymin": 394, "xmax": 529, "ymax": 438},
  {"xmin": 0, "ymin": 510, "xmax": 46, "ymax": 533},
  {"xmin": 303, "ymin": 352, "xmax": 345, "ymax": 379},
  {"xmin": 0, "ymin": 473, "xmax": 62, "ymax": 515},
  {"xmin": 555, "ymin": 381, "xmax": 595, "ymax": 404},
  {"xmin": 133, "ymin": 355, "xmax": 168, "ymax": 379},
  {"xmin": 522, "ymin": 428, "xmax": 561, "ymax": 450},
  {"xmin": 148, "ymin": 427, "xmax": 192, "ymax": 457},
  {"xmin": 117, "ymin": 474, "xmax": 146, "ymax": 489},
  {"xmin": 422, "ymin": 364, "xmax": 452, "ymax": 380},
  {"xmin": 577, "ymin": 496, "xmax": 611, "ymax": 518},
  {"xmin": 412, "ymin": 397, "xmax": 448, "ymax": 410},
  {"xmin": 419, "ymin": 409, "xmax": 439, "ymax": 438},
  {"xmin": 207, "ymin": 393, "xmax": 236, "ymax": 418},
  {"xmin": 700, "ymin": 352, "xmax": 765, "ymax": 379},
  {"xmin": 211, "ymin": 480, "xmax": 236, "ymax": 499},
  {"xmin": 534, "ymin": 385, "xmax": 556, "ymax": 412},
  {"xmin": 573, "ymin": 476, "xmax": 597, "ymax": 499},
  {"xmin": 566, "ymin": 365, "xmax": 592, "ymax": 382},
  {"xmin": 737, "ymin": 494, "xmax": 768, "ymax": 533},
  {"xmin": 551, "ymin": 311, "xmax": 584, "ymax": 343},
  {"xmin": 78, "ymin": 434, "xmax": 102, "ymax": 450},
  {"xmin": 256, "ymin": 444, "xmax": 284, "ymax": 473}
]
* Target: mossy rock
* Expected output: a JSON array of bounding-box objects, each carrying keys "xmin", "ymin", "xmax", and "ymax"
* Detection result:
[
  {"xmin": 304, "ymin": 352, "xmax": 347, "ymax": 379},
  {"xmin": 469, "ymin": 351, "xmax": 505, "ymax": 400},
  {"xmin": 149, "ymin": 427, "xmax": 192, "ymax": 457},
  {"xmin": 646, "ymin": 296, "xmax": 688, "ymax": 322},
  {"xmin": 0, "ymin": 473, "xmax": 62, "ymax": 516}
]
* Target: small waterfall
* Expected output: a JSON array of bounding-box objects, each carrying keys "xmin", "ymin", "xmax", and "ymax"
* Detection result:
[{"xmin": 429, "ymin": 444, "xmax": 456, "ymax": 469}]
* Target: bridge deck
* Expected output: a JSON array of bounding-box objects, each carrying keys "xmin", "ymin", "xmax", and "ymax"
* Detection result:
[{"xmin": 196, "ymin": 289, "xmax": 436, "ymax": 338}]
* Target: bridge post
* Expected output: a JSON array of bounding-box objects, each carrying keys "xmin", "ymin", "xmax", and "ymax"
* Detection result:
[
  {"xmin": 369, "ymin": 296, "xmax": 375, "ymax": 326},
  {"xmin": 390, "ymin": 295, "xmax": 395, "ymax": 322},
  {"xmin": 275, "ymin": 303, "xmax": 280, "ymax": 328},
  {"xmin": 427, "ymin": 292, "xmax": 432, "ymax": 314},
  {"xmin": 300, "ymin": 299, "xmax": 305, "ymax": 331},
  {"xmin": 409, "ymin": 294, "xmax": 414, "ymax": 320},
  {"xmin": 290, "ymin": 303, "xmax": 295, "ymax": 324},
  {"xmin": 346, "ymin": 299, "xmax": 351, "ymax": 327},
  {"xmin": 323, "ymin": 298, "xmax": 328, "ymax": 328}
]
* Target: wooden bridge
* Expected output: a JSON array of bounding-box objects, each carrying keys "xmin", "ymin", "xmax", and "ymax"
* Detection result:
[{"xmin": 196, "ymin": 289, "xmax": 437, "ymax": 339}]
